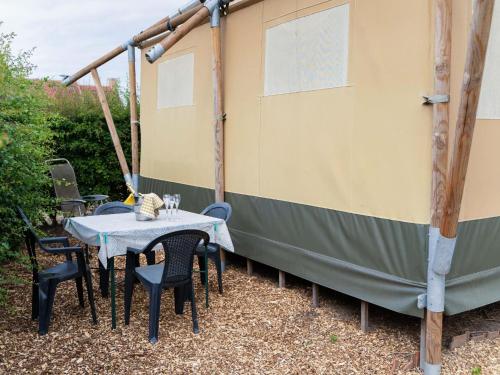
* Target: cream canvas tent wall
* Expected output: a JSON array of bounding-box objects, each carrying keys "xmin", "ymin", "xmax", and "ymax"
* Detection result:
[
  {"xmin": 138, "ymin": 0, "xmax": 500, "ymax": 320},
  {"xmin": 61, "ymin": 0, "xmax": 497, "ymax": 372}
]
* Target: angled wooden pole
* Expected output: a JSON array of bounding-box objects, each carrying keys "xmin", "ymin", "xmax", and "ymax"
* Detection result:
[
  {"xmin": 139, "ymin": 0, "xmax": 266, "ymax": 50},
  {"xmin": 91, "ymin": 69, "xmax": 132, "ymax": 186},
  {"xmin": 63, "ymin": 4, "xmax": 203, "ymax": 86},
  {"xmin": 440, "ymin": 0, "xmax": 494, "ymax": 237},
  {"xmin": 139, "ymin": 5, "xmax": 206, "ymax": 49},
  {"xmin": 146, "ymin": 6, "xmax": 211, "ymax": 63},
  {"xmin": 422, "ymin": 0, "xmax": 452, "ymax": 370},
  {"xmin": 425, "ymin": 1, "xmax": 495, "ymax": 373},
  {"xmin": 128, "ymin": 45, "xmax": 140, "ymax": 190}
]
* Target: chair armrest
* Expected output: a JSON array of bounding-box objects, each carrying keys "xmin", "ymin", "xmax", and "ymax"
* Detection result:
[
  {"xmin": 81, "ymin": 194, "xmax": 109, "ymax": 202},
  {"xmin": 43, "ymin": 246, "xmax": 82, "ymax": 255},
  {"xmin": 39, "ymin": 236, "xmax": 70, "ymax": 247},
  {"xmin": 196, "ymin": 242, "xmax": 219, "ymax": 253},
  {"xmin": 62, "ymin": 199, "xmax": 86, "ymax": 205}
]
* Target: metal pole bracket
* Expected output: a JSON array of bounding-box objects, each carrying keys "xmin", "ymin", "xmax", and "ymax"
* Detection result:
[
  {"xmin": 417, "ymin": 293, "xmax": 427, "ymax": 309},
  {"xmin": 221, "ymin": 1, "xmax": 230, "ymax": 15},
  {"xmin": 423, "ymin": 94, "xmax": 450, "ymax": 105}
]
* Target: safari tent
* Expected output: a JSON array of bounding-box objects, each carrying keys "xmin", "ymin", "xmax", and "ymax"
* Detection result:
[{"xmin": 63, "ymin": 0, "xmax": 498, "ymax": 373}]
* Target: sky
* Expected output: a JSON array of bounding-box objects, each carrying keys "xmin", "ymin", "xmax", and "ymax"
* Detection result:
[{"xmin": 0, "ymin": 0, "xmax": 185, "ymax": 88}]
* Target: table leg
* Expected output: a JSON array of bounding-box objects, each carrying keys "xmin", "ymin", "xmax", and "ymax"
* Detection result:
[
  {"xmin": 110, "ymin": 257, "xmax": 116, "ymax": 330},
  {"xmin": 220, "ymin": 249, "xmax": 226, "ymax": 273},
  {"xmin": 205, "ymin": 247, "xmax": 209, "ymax": 309}
]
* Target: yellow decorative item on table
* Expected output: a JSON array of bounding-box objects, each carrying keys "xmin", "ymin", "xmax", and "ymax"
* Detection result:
[{"xmin": 124, "ymin": 183, "xmax": 140, "ymax": 205}]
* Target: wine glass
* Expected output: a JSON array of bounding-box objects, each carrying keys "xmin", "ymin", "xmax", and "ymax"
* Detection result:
[
  {"xmin": 168, "ymin": 195, "xmax": 175, "ymax": 216},
  {"xmin": 174, "ymin": 194, "xmax": 181, "ymax": 214},
  {"xmin": 163, "ymin": 194, "xmax": 171, "ymax": 217}
]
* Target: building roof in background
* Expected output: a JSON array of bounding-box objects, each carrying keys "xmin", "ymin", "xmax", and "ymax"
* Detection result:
[{"xmin": 41, "ymin": 78, "xmax": 118, "ymax": 98}]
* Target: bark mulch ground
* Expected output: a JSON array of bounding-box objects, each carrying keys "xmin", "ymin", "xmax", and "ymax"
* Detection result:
[{"xmin": 1, "ymin": 233, "xmax": 499, "ymax": 374}]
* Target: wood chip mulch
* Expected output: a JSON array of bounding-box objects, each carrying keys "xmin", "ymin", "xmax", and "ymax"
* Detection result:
[{"xmin": 1, "ymin": 239, "xmax": 500, "ymax": 374}]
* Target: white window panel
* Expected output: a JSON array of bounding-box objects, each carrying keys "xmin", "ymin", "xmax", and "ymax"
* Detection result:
[
  {"xmin": 264, "ymin": 4, "xmax": 350, "ymax": 96},
  {"xmin": 478, "ymin": 1, "xmax": 500, "ymax": 119},
  {"xmin": 157, "ymin": 52, "xmax": 194, "ymax": 109}
]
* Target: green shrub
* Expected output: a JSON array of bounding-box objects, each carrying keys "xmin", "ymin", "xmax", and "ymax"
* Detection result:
[
  {"xmin": 48, "ymin": 81, "xmax": 132, "ymax": 200},
  {"xmin": 0, "ymin": 29, "xmax": 54, "ymax": 304},
  {"xmin": 0, "ymin": 24, "xmax": 134, "ymax": 306}
]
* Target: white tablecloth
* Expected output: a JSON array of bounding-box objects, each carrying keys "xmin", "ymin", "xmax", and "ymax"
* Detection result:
[{"xmin": 64, "ymin": 210, "xmax": 234, "ymax": 268}]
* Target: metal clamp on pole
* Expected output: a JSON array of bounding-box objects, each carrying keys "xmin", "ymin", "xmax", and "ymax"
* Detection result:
[
  {"xmin": 205, "ymin": 0, "xmax": 222, "ymax": 16},
  {"xmin": 210, "ymin": 3, "xmax": 221, "ymax": 27},
  {"xmin": 215, "ymin": 113, "xmax": 227, "ymax": 122},
  {"xmin": 128, "ymin": 45, "xmax": 135, "ymax": 63},
  {"xmin": 423, "ymin": 95, "xmax": 450, "ymax": 105},
  {"xmin": 417, "ymin": 293, "xmax": 427, "ymax": 309},
  {"xmin": 121, "ymin": 38, "xmax": 137, "ymax": 50}
]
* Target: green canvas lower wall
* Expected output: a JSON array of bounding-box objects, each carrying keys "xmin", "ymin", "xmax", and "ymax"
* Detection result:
[{"xmin": 139, "ymin": 176, "xmax": 500, "ymax": 317}]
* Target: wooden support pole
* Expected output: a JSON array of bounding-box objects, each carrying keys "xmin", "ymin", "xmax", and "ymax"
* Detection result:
[
  {"xmin": 211, "ymin": 20, "xmax": 225, "ymax": 203},
  {"xmin": 312, "ymin": 283, "xmax": 319, "ymax": 308},
  {"xmin": 128, "ymin": 46, "xmax": 140, "ymax": 190},
  {"xmin": 361, "ymin": 301, "xmax": 369, "ymax": 333},
  {"xmin": 65, "ymin": 0, "xmax": 265, "ymax": 83},
  {"xmin": 139, "ymin": 0, "xmax": 265, "ymax": 50},
  {"xmin": 425, "ymin": 310, "xmax": 443, "ymax": 367},
  {"xmin": 139, "ymin": 31, "xmax": 171, "ymax": 50},
  {"xmin": 423, "ymin": 0, "xmax": 452, "ymax": 369},
  {"xmin": 91, "ymin": 69, "xmax": 131, "ymax": 183},
  {"xmin": 139, "ymin": 6, "xmax": 207, "ymax": 49},
  {"xmin": 426, "ymin": 0, "xmax": 495, "ymax": 372},
  {"xmin": 246, "ymin": 258, "xmax": 253, "ymax": 276},
  {"xmin": 420, "ymin": 317, "xmax": 427, "ymax": 370},
  {"xmin": 64, "ymin": 5, "xmax": 203, "ymax": 85},
  {"xmin": 430, "ymin": 0, "xmax": 452, "ymax": 229},
  {"xmin": 278, "ymin": 270, "xmax": 285, "ymax": 288},
  {"xmin": 146, "ymin": 6, "xmax": 211, "ymax": 63},
  {"xmin": 227, "ymin": 0, "xmax": 263, "ymax": 14}
]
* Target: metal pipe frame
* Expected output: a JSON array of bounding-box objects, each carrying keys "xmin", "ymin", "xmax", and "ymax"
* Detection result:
[{"xmin": 145, "ymin": 0, "xmax": 231, "ymax": 64}]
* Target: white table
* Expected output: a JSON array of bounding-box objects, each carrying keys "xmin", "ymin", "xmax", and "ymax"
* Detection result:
[
  {"xmin": 65, "ymin": 209, "xmax": 234, "ymax": 267},
  {"xmin": 64, "ymin": 210, "xmax": 234, "ymax": 328}
]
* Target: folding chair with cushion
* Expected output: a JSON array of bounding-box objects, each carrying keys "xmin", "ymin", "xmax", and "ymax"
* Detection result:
[
  {"xmin": 47, "ymin": 158, "xmax": 109, "ymax": 216},
  {"xmin": 196, "ymin": 202, "xmax": 232, "ymax": 294},
  {"xmin": 17, "ymin": 207, "xmax": 97, "ymax": 335},
  {"xmin": 93, "ymin": 202, "xmax": 135, "ymax": 298},
  {"xmin": 124, "ymin": 230, "xmax": 209, "ymax": 343}
]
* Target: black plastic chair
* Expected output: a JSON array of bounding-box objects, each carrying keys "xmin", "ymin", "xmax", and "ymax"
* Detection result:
[
  {"xmin": 17, "ymin": 207, "xmax": 97, "ymax": 335},
  {"xmin": 196, "ymin": 202, "xmax": 232, "ymax": 294},
  {"xmin": 93, "ymin": 202, "xmax": 134, "ymax": 298},
  {"xmin": 124, "ymin": 230, "xmax": 209, "ymax": 343}
]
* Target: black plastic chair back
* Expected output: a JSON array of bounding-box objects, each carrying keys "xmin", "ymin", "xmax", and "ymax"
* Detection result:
[
  {"xmin": 94, "ymin": 201, "xmax": 133, "ymax": 216},
  {"xmin": 200, "ymin": 202, "xmax": 232, "ymax": 222},
  {"xmin": 17, "ymin": 207, "xmax": 40, "ymax": 278},
  {"xmin": 143, "ymin": 230, "xmax": 209, "ymax": 286}
]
